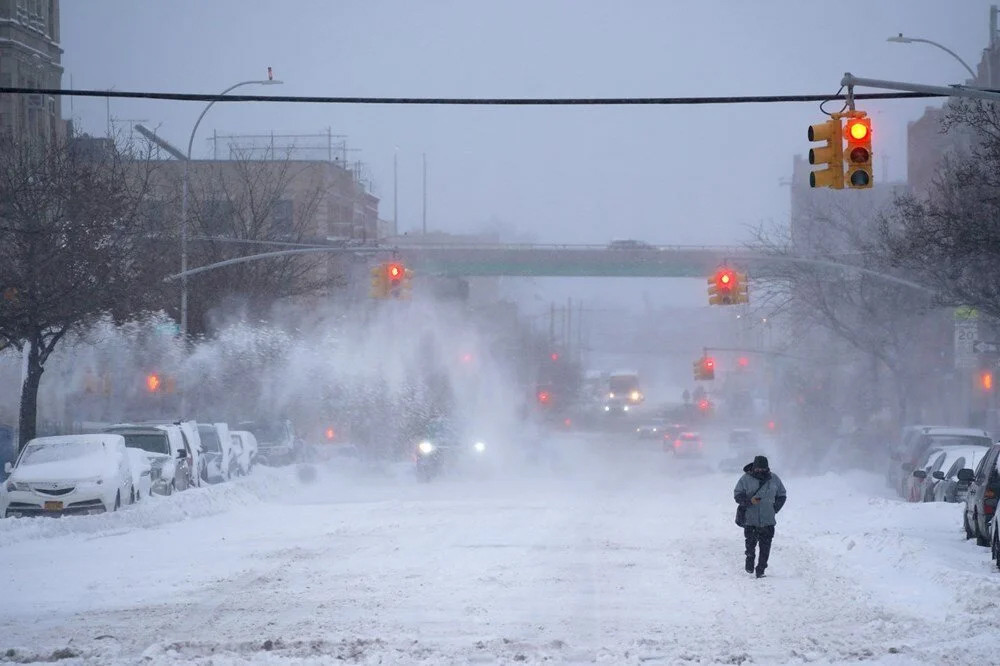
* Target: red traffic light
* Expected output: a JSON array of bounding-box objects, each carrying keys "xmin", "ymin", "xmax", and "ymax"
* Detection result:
[
  {"xmin": 738, "ymin": 357, "xmax": 749, "ymax": 368},
  {"xmin": 981, "ymin": 371, "xmax": 994, "ymax": 391},
  {"xmin": 325, "ymin": 427, "xmax": 336, "ymax": 441},
  {"xmin": 704, "ymin": 357, "xmax": 715, "ymax": 370},
  {"xmin": 715, "ymin": 269, "xmax": 735, "ymax": 291},
  {"xmin": 550, "ymin": 352, "xmax": 560, "ymax": 362},
  {"xmin": 847, "ymin": 119, "xmax": 869, "ymax": 141},
  {"xmin": 387, "ymin": 263, "xmax": 403, "ymax": 281},
  {"xmin": 698, "ymin": 399, "xmax": 710, "ymax": 410},
  {"xmin": 145, "ymin": 373, "xmax": 161, "ymax": 393},
  {"xmin": 537, "ymin": 390, "xmax": 551, "ymax": 404}
]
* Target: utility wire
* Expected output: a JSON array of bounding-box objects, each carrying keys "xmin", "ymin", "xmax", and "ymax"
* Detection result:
[{"xmin": 0, "ymin": 86, "xmax": 943, "ymax": 106}]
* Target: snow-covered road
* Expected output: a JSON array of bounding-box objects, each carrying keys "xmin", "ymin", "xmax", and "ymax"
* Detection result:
[{"xmin": 2, "ymin": 435, "xmax": 999, "ymax": 664}]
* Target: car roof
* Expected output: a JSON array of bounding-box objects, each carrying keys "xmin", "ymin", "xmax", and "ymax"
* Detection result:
[
  {"xmin": 920, "ymin": 427, "xmax": 990, "ymax": 438},
  {"xmin": 26, "ymin": 434, "xmax": 122, "ymax": 447}
]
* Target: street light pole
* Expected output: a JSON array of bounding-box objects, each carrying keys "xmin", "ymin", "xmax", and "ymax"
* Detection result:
[
  {"xmin": 887, "ymin": 33, "xmax": 977, "ymax": 81},
  {"xmin": 179, "ymin": 78, "xmax": 282, "ymax": 342}
]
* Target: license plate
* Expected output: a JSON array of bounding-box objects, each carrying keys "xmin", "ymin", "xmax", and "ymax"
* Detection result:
[{"xmin": 43, "ymin": 501, "xmax": 63, "ymax": 511}]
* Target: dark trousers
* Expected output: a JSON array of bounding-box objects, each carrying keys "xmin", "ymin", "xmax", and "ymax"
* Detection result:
[{"xmin": 744, "ymin": 525, "xmax": 775, "ymax": 572}]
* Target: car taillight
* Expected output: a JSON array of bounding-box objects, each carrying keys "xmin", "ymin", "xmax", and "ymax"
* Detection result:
[
  {"xmin": 985, "ymin": 489, "xmax": 997, "ymax": 500},
  {"xmin": 986, "ymin": 503, "xmax": 996, "ymax": 515},
  {"xmin": 674, "ymin": 439, "xmax": 681, "ymax": 449}
]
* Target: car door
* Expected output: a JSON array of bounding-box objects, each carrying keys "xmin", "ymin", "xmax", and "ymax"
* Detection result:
[
  {"xmin": 113, "ymin": 439, "xmax": 130, "ymax": 496},
  {"xmin": 969, "ymin": 445, "xmax": 1000, "ymax": 526}
]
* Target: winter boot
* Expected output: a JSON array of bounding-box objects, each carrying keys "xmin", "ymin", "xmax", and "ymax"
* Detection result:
[{"xmin": 745, "ymin": 557, "xmax": 754, "ymax": 574}]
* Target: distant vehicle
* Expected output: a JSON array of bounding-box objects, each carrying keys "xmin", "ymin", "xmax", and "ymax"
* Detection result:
[
  {"xmin": 3, "ymin": 434, "xmax": 133, "ymax": 517},
  {"xmin": 607, "ymin": 239, "xmax": 654, "ymax": 250},
  {"xmin": 238, "ymin": 420, "xmax": 302, "ymax": 466},
  {"xmin": 412, "ymin": 418, "xmax": 491, "ymax": 482},
  {"xmin": 635, "ymin": 418, "xmax": 668, "ymax": 439},
  {"xmin": 906, "ymin": 449, "xmax": 947, "ymax": 503},
  {"xmin": 669, "ymin": 431, "xmax": 704, "ymax": 457},
  {"xmin": 229, "ymin": 430, "xmax": 258, "ymax": 476},
  {"xmin": 124, "ymin": 448, "xmax": 152, "ymax": 502},
  {"xmin": 963, "ymin": 442, "xmax": 1000, "ymax": 546},
  {"xmin": 607, "ymin": 372, "xmax": 644, "ymax": 405},
  {"xmin": 105, "ymin": 424, "xmax": 190, "ymax": 495}
]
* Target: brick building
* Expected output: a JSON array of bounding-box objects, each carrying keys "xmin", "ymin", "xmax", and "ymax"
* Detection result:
[{"xmin": 0, "ymin": 0, "xmax": 63, "ymax": 143}]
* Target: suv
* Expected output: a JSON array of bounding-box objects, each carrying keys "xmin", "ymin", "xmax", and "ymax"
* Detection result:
[
  {"xmin": 197, "ymin": 423, "xmax": 235, "ymax": 483},
  {"xmin": 963, "ymin": 442, "xmax": 1000, "ymax": 546},
  {"xmin": 238, "ymin": 420, "xmax": 302, "ymax": 466},
  {"xmin": 105, "ymin": 424, "xmax": 193, "ymax": 495}
]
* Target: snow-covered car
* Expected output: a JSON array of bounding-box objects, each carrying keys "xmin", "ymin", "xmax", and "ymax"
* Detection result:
[
  {"xmin": 238, "ymin": 420, "xmax": 302, "ymax": 466},
  {"xmin": 2, "ymin": 434, "xmax": 133, "ymax": 517},
  {"xmin": 892, "ymin": 426, "xmax": 991, "ymax": 497},
  {"xmin": 125, "ymin": 448, "xmax": 151, "ymax": 503},
  {"xmin": 906, "ymin": 449, "xmax": 948, "ymax": 503},
  {"xmin": 926, "ymin": 446, "xmax": 987, "ymax": 503},
  {"xmin": 229, "ymin": 430, "xmax": 258, "ymax": 476},
  {"xmin": 106, "ymin": 424, "xmax": 191, "ymax": 495},
  {"xmin": 140, "ymin": 420, "xmax": 204, "ymax": 488},
  {"xmin": 197, "ymin": 423, "xmax": 234, "ymax": 483}
]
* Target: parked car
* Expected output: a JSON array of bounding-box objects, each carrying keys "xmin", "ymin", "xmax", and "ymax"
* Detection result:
[
  {"xmin": 990, "ymin": 515, "xmax": 1000, "ymax": 570},
  {"xmin": 238, "ymin": 419, "xmax": 302, "ymax": 466},
  {"xmin": 197, "ymin": 423, "xmax": 234, "ymax": 483},
  {"xmin": 927, "ymin": 446, "xmax": 986, "ymax": 503},
  {"xmin": 669, "ymin": 431, "xmax": 704, "ymax": 457},
  {"xmin": 229, "ymin": 430, "xmax": 258, "ymax": 476},
  {"xmin": 124, "ymin": 448, "xmax": 151, "ymax": 502},
  {"xmin": 2, "ymin": 434, "xmax": 133, "ymax": 517},
  {"xmin": 106, "ymin": 424, "xmax": 191, "ymax": 495},
  {"xmin": 890, "ymin": 426, "xmax": 991, "ymax": 497},
  {"xmin": 140, "ymin": 420, "xmax": 204, "ymax": 488},
  {"xmin": 906, "ymin": 449, "xmax": 947, "ymax": 502},
  {"xmin": 963, "ymin": 442, "xmax": 1000, "ymax": 546}
]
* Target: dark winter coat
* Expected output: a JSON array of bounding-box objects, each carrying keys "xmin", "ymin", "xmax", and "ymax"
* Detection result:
[{"xmin": 734, "ymin": 463, "xmax": 787, "ymax": 527}]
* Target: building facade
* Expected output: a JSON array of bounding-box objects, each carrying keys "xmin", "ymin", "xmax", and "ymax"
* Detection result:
[{"xmin": 0, "ymin": 0, "xmax": 63, "ymax": 142}]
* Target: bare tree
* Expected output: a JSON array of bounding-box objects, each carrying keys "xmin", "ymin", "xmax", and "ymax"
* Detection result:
[
  {"xmin": 0, "ymin": 134, "xmax": 156, "ymax": 448},
  {"xmin": 176, "ymin": 150, "xmax": 335, "ymax": 335},
  {"xmin": 879, "ymin": 100, "xmax": 1000, "ymax": 320}
]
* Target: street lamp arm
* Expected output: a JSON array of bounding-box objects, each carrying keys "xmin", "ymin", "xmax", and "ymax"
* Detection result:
[
  {"xmin": 186, "ymin": 80, "xmax": 271, "ymax": 160},
  {"xmin": 889, "ymin": 35, "xmax": 977, "ymax": 80}
]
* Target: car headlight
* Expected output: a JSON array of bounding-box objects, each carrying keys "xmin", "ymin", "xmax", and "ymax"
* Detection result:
[
  {"xmin": 604, "ymin": 406, "xmax": 611, "ymax": 412},
  {"xmin": 473, "ymin": 441, "xmax": 486, "ymax": 453},
  {"xmin": 6, "ymin": 481, "xmax": 29, "ymax": 492},
  {"xmin": 608, "ymin": 392, "xmax": 615, "ymax": 399},
  {"xmin": 623, "ymin": 405, "xmax": 630, "ymax": 412},
  {"xmin": 418, "ymin": 441, "xmax": 435, "ymax": 455}
]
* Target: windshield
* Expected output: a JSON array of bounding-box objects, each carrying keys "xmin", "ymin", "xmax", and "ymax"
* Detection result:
[
  {"xmin": 20, "ymin": 440, "xmax": 103, "ymax": 466},
  {"xmin": 117, "ymin": 432, "xmax": 169, "ymax": 455},
  {"xmin": 609, "ymin": 376, "xmax": 639, "ymax": 393},
  {"xmin": 927, "ymin": 435, "xmax": 991, "ymax": 449},
  {"xmin": 199, "ymin": 427, "xmax": 222, "ymax": 453}
]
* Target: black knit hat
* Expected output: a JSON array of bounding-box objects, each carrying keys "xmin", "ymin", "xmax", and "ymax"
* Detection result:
[{"xmin": 753, "ymin": 455, "xmax": 769, "ymax": 469}]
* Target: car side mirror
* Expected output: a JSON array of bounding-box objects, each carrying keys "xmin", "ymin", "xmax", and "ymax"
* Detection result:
[
  {"xmin": 3, "ymin": 462, "xmax": 12, "ymax": 474},
  {"xmin": 957, "ymin": 468, "xmax": 975, "ymax": 482},
  {"xmin": 933, "ymin": 471, "xmax": 945, "ymax": 480},
  {"xmin": 177, "ymin": 449, "xmax": 188, "ymax": 459},
  {"xmin": 913, "ymin": 469, "xmax": 927, "ymax": 479}
]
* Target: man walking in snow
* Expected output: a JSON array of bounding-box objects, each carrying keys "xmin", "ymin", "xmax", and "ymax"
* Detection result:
[{"xmin": 734, "ymin": 455, "xmax": 787, "ymax": 578}]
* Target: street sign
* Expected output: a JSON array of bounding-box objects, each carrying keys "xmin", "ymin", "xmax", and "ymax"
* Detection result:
[
  {"xmin": 955, "ymin": 320, "xmax": 979, "ymax": 369},
  {"xmin": 974, "ymin": 340, "xmax": 1000, "ymax": 354}
]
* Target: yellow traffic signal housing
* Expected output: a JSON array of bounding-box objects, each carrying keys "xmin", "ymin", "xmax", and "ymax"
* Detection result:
[
  {"xmin": 370, "ymin": 264, "xmax": 388, "ymax": 299},
  {"xmin": 807, "ymin": 118, "xmax": 844, "ymax": 189},
  {"xmin": 708, "ymin": 268, "xmax": 738, "ymax": 305},
  {"xmin": 844, "ymin": 115, "xmax": 873, "ymax": 189},
  {"xmin": 693, "ymin": 359, "xmax": 705, "ymax": 380},
  {"xmin": 735, "ymin": 271, "xmax": 749, "ymax": 304}
]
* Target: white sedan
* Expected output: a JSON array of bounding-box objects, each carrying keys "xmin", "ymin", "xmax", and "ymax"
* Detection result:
[
  {"xmin": 124, "ymin": 448, "xmax": 152, "ymax": 503},
  {"xmin": 2, "ymin": 434, "xmax": 133, "ymax": 517}
]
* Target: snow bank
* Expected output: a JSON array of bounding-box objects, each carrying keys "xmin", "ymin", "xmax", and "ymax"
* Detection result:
[{"xmin": 0, "ymin": 465, "xmax": 304, "ymax": 548}]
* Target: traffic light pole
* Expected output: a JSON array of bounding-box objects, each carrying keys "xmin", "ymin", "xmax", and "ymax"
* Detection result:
[{"xmin": 841, "ymin": 73, "xmax": 1000, "ymax": 104}]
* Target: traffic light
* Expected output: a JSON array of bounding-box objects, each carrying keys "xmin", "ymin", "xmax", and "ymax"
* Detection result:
[
  {"xmin": 844, "ymin": 115, "xmax": 873, "ymax": 189},
  {"xmin": 735, "ymin": 271, "xmax": 749, "ymax": 304},
  {"xmin": 550, "ymin": 352, "xmax": 560, "ymax": 362},
  {"xmin": 145, "ymin": 373, "xmax": 161, "ymax": 393},
  {"xmin": 980, "ymin": 371, "xmax": 994, "ymax": 391},
  {"xmin": 537, "ymin": 390, "xmax": 551, "ymax": 404},
  {"xmin": 737, "ymin": 356, "xmax": 749, "ymax": 368},
  {"xmin": 708, "ymin": 268, "xmax": 742, "ymax": 305},
  {"xmin": 693, "ymin": 356, "xmax": 715, "ymax": 380},
  {"xmin": 807, "ymin": 117, "xmax": 844, "ymax": 189},
  {"xmin": 386, "ymin": 262, "xmax": 404, "ymax": 297}
]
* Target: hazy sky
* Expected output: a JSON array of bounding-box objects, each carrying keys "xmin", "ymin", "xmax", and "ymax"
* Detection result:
[{"xmin": 58, "ymin": 1, "xmax": 998, "ymax": 318}]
